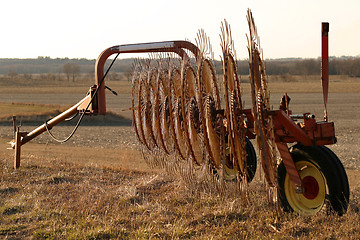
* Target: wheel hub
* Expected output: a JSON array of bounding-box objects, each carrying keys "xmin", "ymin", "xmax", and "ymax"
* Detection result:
[{"xmin": 302, "ymin": 176, "xmax": 319, "ymax": 200}]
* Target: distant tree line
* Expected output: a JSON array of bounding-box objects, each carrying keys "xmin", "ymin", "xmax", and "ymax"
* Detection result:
[
  {"xmin": 329, "ymin": 58, "xmax": 360, "ymax": 77},
  {"xmin": 0, "ymin": 57, "xmax": 133, "ymax": 75},
  {"xmin": 0, "ymin": 56, "xmax": 359, "ymax": 77},
  {"xmin": 235, "ymin": 57, "xmax": 360, "ymax": 77},
  {"xmin": 63, "ymin": 63, "xmax": 80, "ymax": 82}
]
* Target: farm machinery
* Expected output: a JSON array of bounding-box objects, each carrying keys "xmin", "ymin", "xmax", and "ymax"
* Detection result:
[{"xmin": 9, "ymin": 10, "xmax": 349, "ymax": 216}]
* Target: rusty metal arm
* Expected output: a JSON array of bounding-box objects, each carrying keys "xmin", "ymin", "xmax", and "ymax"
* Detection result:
[
  {"xmin": 268, "ymin": 110, "xmax": 313, "ymax": 146},
  {"xmin": 276, "ymin": 142, "xmax": 303, "ymax": 193},
  {"xmin": 11, "ymin": 95, "xmax": 91, "ymax": 148},
  {"xmin": 10, "ymin": 94, "xmax": 93, "ymax": 169},
  {"xmin": 94, "ymin": 41, "xmax": 200, "ymax": 114}
]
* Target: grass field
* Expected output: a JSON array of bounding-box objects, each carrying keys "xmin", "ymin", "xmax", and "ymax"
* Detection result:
[
  {"xmin": 0, "ymin": 102, "xmax": 69, "ymax": 120},
  {"xmin": 1, "ymin": 138, "xmax": 360, "ymax": 239},
  {"xmin": 1, "ymin": 74, "xmax": 360, "ymax": 239},
  {"xmin": 1, "ymin": 139, "xmax": 360, "ymax": 239}
]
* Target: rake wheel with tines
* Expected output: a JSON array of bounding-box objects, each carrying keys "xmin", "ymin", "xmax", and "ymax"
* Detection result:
[{"xmin": 9, "ymin": 9, "xmax": 349, "ymax": 216}]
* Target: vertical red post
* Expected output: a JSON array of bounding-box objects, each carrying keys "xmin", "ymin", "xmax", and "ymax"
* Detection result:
[
  {"xmin": 14, "ymin": 127, "xmax": 21, "ymax": 169},
  {"xmin": 321, "ymin": 22, "xmax": 329, "ymax": 122}
]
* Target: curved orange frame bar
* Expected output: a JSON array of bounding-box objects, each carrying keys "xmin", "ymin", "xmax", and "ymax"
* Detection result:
[{"xmin": 94, "ymin": 40, "xmax": 200, "ymax": 114}]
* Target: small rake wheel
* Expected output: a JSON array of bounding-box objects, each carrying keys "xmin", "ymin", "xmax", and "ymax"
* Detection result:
[
  {"xmin": 168, "ymin": 68, "xmax": 187, "ymax": 159},
  {"xmin": 200, "ymin": 59, "xmax": 221, "ymax": 108},
  {"xmin": 182, "ymin": 66, "xmax": 204, "ymax": 165},
  {"xmin": 247, "ymin": 9, "xmax": 277, "ymax": 187},
  {"xmin": 143, "ymin": 71, "xmax": 159, "ymax": 149},
  {"xmin": 249, "ymin": 50, "xmax": 277, "ymax": 187},
  {"xmin": 204, "ymin": 94, "xmax": 222, "ymax": 168},
  {"xmin": 198, "ymin": 59, "xmax": 222, "ymax": 168},
  {"xmin": 131, "ymin": 71, "xmax": 143, "ymax": 146},
  {"xmin": 222, "ymin": 54, "xmax": 249, "ymax": 181},
  {"xmin": 149, "ymin": 70, "xmax": 168, "ymax": 153},
  {"xmin": 136, "ymin": 74, "xmax": 153, "ymax": 151},
  {"xmin": 278, "ymin": 144, "xmax": 349, "ymax": 216},
  {"xmin": 158, "ymin": 72, "xmax": 174, "ymax": 155}
]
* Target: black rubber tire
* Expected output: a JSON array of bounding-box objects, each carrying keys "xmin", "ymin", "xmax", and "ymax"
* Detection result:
[
  {"xmin": 216, "ymin": 138, "xmax": 257, "ymax": 183},
  {"xmin": 245, "ymin": 138, "xmax": 257, "ymax": 183},
  {"xmin": 316, "ymin": 146, "xmax": 349, "ymax": 214},
  {"xmin": 278, "ymin": 144, "xmax": 349, "ymax": 216}
]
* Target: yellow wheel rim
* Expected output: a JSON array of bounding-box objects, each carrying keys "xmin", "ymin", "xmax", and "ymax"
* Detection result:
[
  {"xmin": 223, "ymin": 143, "xmax": 236, "ymax": 181},
  {"xmin": 224, "ymin": 164, "xmax": 236, "ymax": 181},
  {"xmin": 284, "ymin": 160, "xmax": 327, "ymax": 215}
]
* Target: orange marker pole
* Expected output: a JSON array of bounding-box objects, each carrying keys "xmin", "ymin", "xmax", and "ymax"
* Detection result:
[{"xmin": 321, "ymin": 22, "xmax": 329, "ymax": 122}]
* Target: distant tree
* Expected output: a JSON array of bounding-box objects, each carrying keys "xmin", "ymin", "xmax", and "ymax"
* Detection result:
[
  {"xmin": 295, "ymin": 59, "xmax": 320, "ymax": 75},
  {"xmin": 63, "ymin": 63, "xmax": 72, "ymax": 81},
  {"xmin": 46, "ymin": 73, "xmax": 56, "ymax": 81},
  {"xmin": 124, "ymin": 70, "xmax": 132, "ymax": 82},
  {"xmin": 86, "ymin": 70, "xmax": 94, "ymax": 82},
  {"xmin": 108, "ymin": 72, "xmax": 120, "ymax": 81},
  {"xmin": 63, "ymin": 63, "xmax": 80, "ymax": 82},
  {"xmin": 7, "ymin": 69, "xmax": 18, "ymax": 80},
  {"xmin": 23, "ymin": 73, "xmax": 32, "ymax": 80}
]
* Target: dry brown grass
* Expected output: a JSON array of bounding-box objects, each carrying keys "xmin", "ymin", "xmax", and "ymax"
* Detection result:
[
  {"xmin": 0, "ymin": 75, "xmax": 132, "ymax": 95},
  {"xmin": 0, "ymin": 102, "xmax": 70, "ymax": 120},
  {"xmin": 251, "ymin": 75, "xmax": 360, "ymax": 94},
  {"xmin": 1, "ymin": 143, "xmax": 360, "ymax": 239}
]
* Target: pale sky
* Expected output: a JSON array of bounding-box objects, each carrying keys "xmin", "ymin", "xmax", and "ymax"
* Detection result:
[{"xmin": 2, "ymin": 0, "xmax": 359, "ymax": 60}]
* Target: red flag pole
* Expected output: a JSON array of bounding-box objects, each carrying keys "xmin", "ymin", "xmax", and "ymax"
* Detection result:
[{"xmin": 321, "ymin": 22, "xmax": 329, "ymax": 122}]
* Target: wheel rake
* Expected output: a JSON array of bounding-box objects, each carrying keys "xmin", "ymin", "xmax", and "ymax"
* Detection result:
[
  {"xmin": 126, "ymin": 12, "xmax": 350, "ymax": 214},
  {"xmin": 9, "ymin": 9, "xmax": 349, "ymax": 216},
  {"xmin": 127, "ymin": 18, "xmax": 268, "ymax": 197}
]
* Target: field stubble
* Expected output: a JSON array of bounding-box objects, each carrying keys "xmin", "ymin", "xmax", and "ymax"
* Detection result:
[{"xmin": 0, "ymin": 76, "xmax": 360, "ymax": 239}]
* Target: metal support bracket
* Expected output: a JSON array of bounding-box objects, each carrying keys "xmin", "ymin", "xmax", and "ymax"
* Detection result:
[{"xmin": 276, "ymin": 142, "xmax": 303, "ymax": 193}]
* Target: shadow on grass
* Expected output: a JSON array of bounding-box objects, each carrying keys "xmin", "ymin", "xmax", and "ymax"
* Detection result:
[{"xmin": 0, "ymin": 111, "xmax": 132, "ymax": 127}]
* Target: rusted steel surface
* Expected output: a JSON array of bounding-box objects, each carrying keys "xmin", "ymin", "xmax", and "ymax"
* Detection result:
[
  {"xmin": 95, "ymin": 41, "xmax": 199, "ymax": 115},
  {"xmin": 14, "ymin": 128, "xmax": 21, "ymax": 169},
  {"xmin": 276, "ymin": 142, "xmax": 302, "ymax": 191},
  {"xmin": 20, "ymin": 95, "xmax": 90, "ymax": 146},
  {"xmin": 269, "ymin": 110, "xmax": 313, "ymax": 146},
  {"xmin": 270, "ymin": 110, "xmax": 336, "ymax": 146}
]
